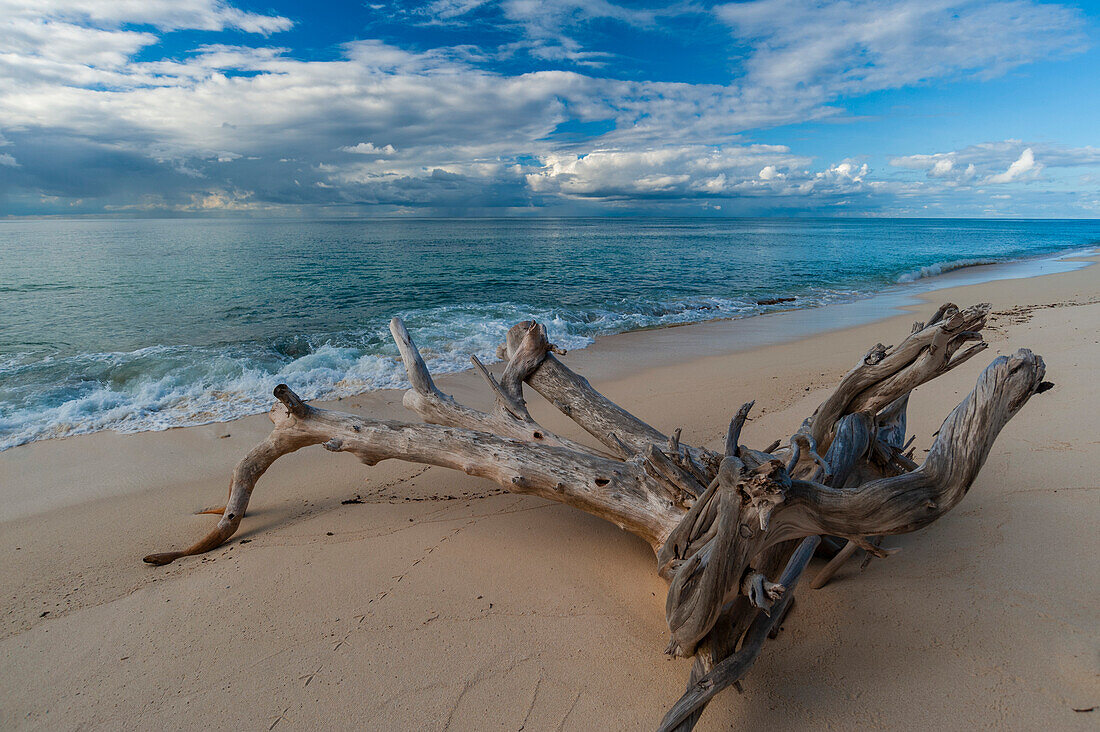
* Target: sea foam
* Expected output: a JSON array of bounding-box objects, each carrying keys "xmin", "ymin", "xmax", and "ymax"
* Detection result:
[
  {"xmin": 2, "ymin": 217, "xmax": 1094, "ymax": 451},
  {"xmin": 895, "ymin": 258, "xmax": 1000, "ymax": 283},
  {"xmin": 0, "ymin": 293, "xmax": 839, "ymax": 450}
]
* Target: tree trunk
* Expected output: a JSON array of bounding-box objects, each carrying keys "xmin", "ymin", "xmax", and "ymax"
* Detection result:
[{"xmin": 143, "ymin": 304, "xmax": 1050, "ymax": 729}]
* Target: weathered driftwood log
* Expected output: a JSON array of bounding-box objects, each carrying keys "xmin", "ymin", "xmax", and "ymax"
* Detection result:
[{"xmin": 144, "ymin": 304, "xmax": 1050, "ymax": 730}]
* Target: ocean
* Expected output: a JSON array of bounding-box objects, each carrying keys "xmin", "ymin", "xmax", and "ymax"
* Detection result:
[{"xmin": 1, "ymin": 217, "xmax": 1096, "ymax": 450}]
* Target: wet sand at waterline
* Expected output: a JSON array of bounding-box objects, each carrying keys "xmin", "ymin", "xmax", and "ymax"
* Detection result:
[{"xmin": 1, "ymin": 255, "xmax": 1098, "ymax": 730}]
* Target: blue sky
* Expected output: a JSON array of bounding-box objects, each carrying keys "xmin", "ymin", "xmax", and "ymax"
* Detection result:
[{"xmin": 1, "ymin": 0, "xmax": 1098, "ymax": 217}]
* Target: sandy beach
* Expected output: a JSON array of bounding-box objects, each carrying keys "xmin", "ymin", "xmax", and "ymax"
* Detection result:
[{"xmin": 2, "ymin": 254, "xmax": 1098, "ymax": 730}]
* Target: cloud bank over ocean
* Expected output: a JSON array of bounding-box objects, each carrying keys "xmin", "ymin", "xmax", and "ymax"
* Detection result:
[{"xmin": 0, "ymin": 0, "xmax": 1097, "ymax": 217}]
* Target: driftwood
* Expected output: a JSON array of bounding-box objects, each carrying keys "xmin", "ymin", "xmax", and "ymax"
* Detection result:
[{"xmin": 144, "ymin": 303, "xmax": 1050, "ymax": 729}]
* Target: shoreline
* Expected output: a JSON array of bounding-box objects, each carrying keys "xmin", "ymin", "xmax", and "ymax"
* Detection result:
[
  {"xmin": 2, "ymin": 252, "xmax": 1098, "ymax": 729},
  {"xmin": 0, "ymin": 248, "xmax": 1089, "ymax": 526},
  {"xmin": 2, "ymin": 245, "xmax": 1094, "ymax": 457}
]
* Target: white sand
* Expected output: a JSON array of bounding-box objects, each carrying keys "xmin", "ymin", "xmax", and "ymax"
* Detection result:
[{"xmin": 1, "ymin": 255, "xmax": 1098, "ymax": 730}]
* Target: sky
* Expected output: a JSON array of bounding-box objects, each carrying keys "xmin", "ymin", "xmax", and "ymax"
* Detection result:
[{"xmin": 1, "ymin": 0, "xmax": 1098, "ymax": 217}]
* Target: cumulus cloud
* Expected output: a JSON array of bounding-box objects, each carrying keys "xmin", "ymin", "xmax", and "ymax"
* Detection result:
[
  {"xmin": 524, "ymin": 145, "xmax": 875, "ymax": 200},
  {"xmin": 821, "ymin": 161, "xmax": 869, "ymax": 183},
  {"xmin": 985, "ymin": 147, "xmax": 1039, "ymax": 183},
  {"xmin": 0, "ymin": 0, "xmax": 1093, "ymax": 215},
  {"xmin": 184, "ymin": 189, "xmax": 263, "ymax": 211},
  {"xmin": 890, "ymin": 141, "xmax": 1100, "ymax": 186},
  {"xmin": 340, "ymin": 142, "xmax": 398, "ymax": 155},
  {"xmin": 892, "ymin": 152, "xmax": 975, "ymax": 183}
]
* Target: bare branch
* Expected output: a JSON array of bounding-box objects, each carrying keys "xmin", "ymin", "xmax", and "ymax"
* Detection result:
[
  {"xmin": 808, "ymin": 303, "xmax": 991, "ymax": 450},
  {"xmin": 500, "ymin": 321, "xmax": 719, "ymax": 474},
  {"xmin": 725, "ymin": 401, "xmax": 754, "ymax": 457},
  {"xmin": 145, "ymin": 387, "xmax": 687, "ymax": 565},
  {"xmin": 658, "ymin": 537, "xmax": 821, "ymax": 732},
  {"xmin": 143, "ymin": 309, "xmax": 1049, "ymax": 730},
  {"xmin": 389, "ymin": 317, "xmax": 588, "ymax": 451}
]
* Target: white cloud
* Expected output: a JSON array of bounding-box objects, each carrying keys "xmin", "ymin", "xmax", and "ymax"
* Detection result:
[
  {"xmin": 0, "ymin": 153, "xmax": 18, "ymax": 166},
  {"xmin": 185, "ymin": 189, "xmax": 262, "ymax": 210},
  {"xmin": 524, "ymin": 145, "xmax": 875, "ymax": 200},
  {"xmin": 822, "ymin": 161, "xmax": 869, "ymax": 183},
  {"xmin": 715, "ymin": 0, "xmax": 1085, "ymax": 97},
  {"xmin": 340, "ymin": 142, "xmax": 398, "ymax": 155},
  {"xmin": 0, "ymin": 1, "xmax": 293, "ymax": 34},
  {"xmin": 1, "ymin": 18, "xmax": 156, "ymax": 73},
  {"xmin": 426, "ymin": 0, "xmax": 668, "ymax": 63},
  {"xmin": 427, "ymin": 0, "xmax": 494, "ymax": 20},
  {"xmin": 0, "ymin": 2, "xmax": 290, "ymax": 91},
  {"xmin": 0, "ymin": 0, "xmax": 1092, "ymax": 214},
  {"xmin": 930, "ymin": 159, "xmax": 953, "ymax": 177},
  {"xmin": 701, "ymin": 173, "xmax": 728, "ymax": 192},
  {"xmin": 985, "ymin": 147, "xmax": 1038, "ymax": 183},
  {"xmin": 891, "ymin": 141, "xmax": 1100, "ymax": 187},
  {"xmin": 758, "ymin": 165, "xmax": 782, "ymax": 181}
]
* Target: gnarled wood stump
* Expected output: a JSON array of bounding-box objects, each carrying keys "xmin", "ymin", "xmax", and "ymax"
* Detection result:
[{"xmin": 144, "ymin": 304, "xmax": 1051, "ymax": 730}]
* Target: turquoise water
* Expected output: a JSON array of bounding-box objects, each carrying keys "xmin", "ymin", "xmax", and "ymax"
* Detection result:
[{"xmin": 1, "ymin": 217, "xmax": 1097, "ymax": 449}]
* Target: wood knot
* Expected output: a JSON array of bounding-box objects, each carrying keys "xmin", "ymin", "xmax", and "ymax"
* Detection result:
[{"xmin": 864, "ymin": 344, "xmax": 888, "ymax": 365}]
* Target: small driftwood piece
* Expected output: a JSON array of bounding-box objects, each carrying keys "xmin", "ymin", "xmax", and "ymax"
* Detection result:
[{"xmin": 145, "ymin": 304, "xmax": 1050, "ymax": 729}]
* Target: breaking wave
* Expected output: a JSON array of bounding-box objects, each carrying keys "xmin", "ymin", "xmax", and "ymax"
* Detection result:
[
  {"xmin": 2, "ymin": 214, "xmax": 1094, "ymax": 452},
  {"xmin": 0, "ymin": 292, "xmax": 844, "ymax": 450},
  {"xmin": 895, "ymin": 258, "xmax": 1001, "ymax": 283}
]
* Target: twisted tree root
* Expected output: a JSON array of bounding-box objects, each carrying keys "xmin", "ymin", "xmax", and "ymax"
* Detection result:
[{"xmin": 143, "ymin": 304, "xmax": 1048, "ymax": 730}]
